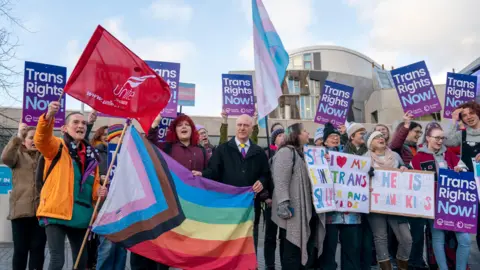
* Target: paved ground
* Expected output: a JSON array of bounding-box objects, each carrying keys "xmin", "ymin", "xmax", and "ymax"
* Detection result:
[{"xmin": 0, "ymin": 230, "xmax": 479, "ymax": 270}]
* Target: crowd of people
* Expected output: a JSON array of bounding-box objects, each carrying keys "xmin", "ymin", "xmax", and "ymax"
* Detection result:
[{"xmin": 2, "ymin": 100, "xmax": 480, "ymax": 270}]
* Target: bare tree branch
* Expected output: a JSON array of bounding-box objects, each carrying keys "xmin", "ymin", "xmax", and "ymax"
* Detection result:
[{"xmin": 0, "ymin": 0, "xmax": 24, "ymax": 110}]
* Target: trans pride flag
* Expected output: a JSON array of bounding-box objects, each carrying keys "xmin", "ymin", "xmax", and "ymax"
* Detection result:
[
  {"xmin": 92, "ymin": 126, "xmax": 256, "ymax": 270},
  {"xmin": 252, "ymin": 0, "xmax": 289, "ymax": 126}
]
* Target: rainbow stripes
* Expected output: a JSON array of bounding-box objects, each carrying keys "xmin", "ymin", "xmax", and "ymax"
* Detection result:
[
  {"xmin": 107, "ymin": 124, "xmax": 123, "ymax": 142},
  {"xmin": 92, "ymin": 126, "xmax": 257, "ymax": 270}
]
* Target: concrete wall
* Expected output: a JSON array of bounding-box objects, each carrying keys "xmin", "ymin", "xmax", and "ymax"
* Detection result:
[{"xmin": 365, "ymin": 84, "xmax": 447, "ymax": 124}]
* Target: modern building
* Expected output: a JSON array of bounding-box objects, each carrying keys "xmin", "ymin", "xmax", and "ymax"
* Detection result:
[
  {"xmin": 231, "ymin": 45, "xmax": 479, "ymax": 125},
  {"xmin": 231, "ymin": 45, "xmax": 383, "ymax": 123}
]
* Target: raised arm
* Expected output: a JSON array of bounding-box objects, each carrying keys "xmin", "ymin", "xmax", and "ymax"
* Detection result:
[
  {"xmin": 444, "ymin": 108, "xmax": 463, "ymax": 147},
  {"xmin": 219, "ymin": 110, "xmax": 228, "ymax": 145},
  {"xmin": 390, "ymin": 112, "xmax": 413, "ymax": 151},
  {"xmin": 34, "ymin": 102, "xmax": 62, "ymax": 160}
]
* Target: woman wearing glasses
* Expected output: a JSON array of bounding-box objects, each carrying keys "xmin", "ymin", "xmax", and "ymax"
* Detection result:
[{"xmin": 411, "ymin": 122, "xmax": 469, "ymax": 270}]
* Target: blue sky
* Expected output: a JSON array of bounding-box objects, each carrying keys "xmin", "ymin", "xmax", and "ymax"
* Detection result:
[{"xmin": 3, "ymin": 0, "xmax": 479, "ymax": 116}]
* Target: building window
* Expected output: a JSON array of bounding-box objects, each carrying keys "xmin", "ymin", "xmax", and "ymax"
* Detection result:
[
  {"xmin": 299, "ymin": 96, "xmax": 316, "ymax": 120},
  {"xmin": 287, "ymin": 79, "xmax": 300, "ymax": 94},
  {"xmin": 303, "ymin": 53, "xmax": 312, "ymax": 70},
  {"xmin": 292, "ymin": 55, "xmax": 302, "ymax": 69},
  {"xmin": 309, "ymin": 79, "xmax": 321, "ymax": 96}
]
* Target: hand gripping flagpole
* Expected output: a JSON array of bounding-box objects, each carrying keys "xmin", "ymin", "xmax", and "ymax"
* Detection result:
[{"xmin": 74, "ymin": 118, "xmax": 131, "ymax": 269}]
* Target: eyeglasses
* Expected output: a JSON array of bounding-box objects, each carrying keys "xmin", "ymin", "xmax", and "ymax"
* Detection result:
[
  {"xmin": 374, "ymin": 135, "xmax": 384, "ymax": 139},
  {"xmin": 429, "ymin": 136, "xmax": 446, "ymax": 142},
  {"xmin": 414, "ymin": 130, "xmax": 424, "ymax": 135}
]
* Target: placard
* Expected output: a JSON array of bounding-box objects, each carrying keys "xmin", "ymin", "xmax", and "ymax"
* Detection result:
[
  {"xmin": 370, "ymin": 168, "xmax": 435, "ymax": 219},
  {"xmin": 146, "ymin": 61, "xmax": 180, "ymax": 118},
  {"xmin": 435, "ymin": 169, "xmax": 478, "ymax": 233},
  {"xmin": 304, "ymin": 146, "xmax": 336, "ymax": 213},
  {"xmin": 391, "ymin": 61, "xmax": 442, "ymax": 118},
  {"xmin": 314, "ymin": 80, "xmax": 354, "ymax": 128},
  {"xmin": 443, "ymin": 72, "xmax": 477, "ymax": 119},
  {"xmin": 23, "ymin": 61, "xmax": 66, "ymax": 127},
  {"xmin": 327, "ymin": 151, "xmax": 371, "ymax": 213},
  {"xmin": 0, "ymin": 165, "xmax": 12, "ymax": 195},
  {"xmin": 222, "ymin": 74, "xmax": 255, "ymax": 116}
]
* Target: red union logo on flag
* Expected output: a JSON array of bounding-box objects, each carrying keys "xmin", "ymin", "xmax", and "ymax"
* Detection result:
[
  {"xmin": 113, "ymin": 75, "xmax": 157, "ymax": 104},
  {"xmin": 63, "ymin": 25, "xmax": 171, "ymax": 133}
]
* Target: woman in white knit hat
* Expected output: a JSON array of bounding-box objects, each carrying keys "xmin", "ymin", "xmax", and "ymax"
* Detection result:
[{"xmin": 364, "ymin": 131, "xmax": 412, "ymax": 270}]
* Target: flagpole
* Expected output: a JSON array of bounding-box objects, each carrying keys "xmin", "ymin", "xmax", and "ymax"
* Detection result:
[
  {"xmin": 73, "ymin": 119, "xmax": 131, "ymax": 270},
  {"xmin": 265, "ymin": 115, "xmax": 271, "ymax": 152}
]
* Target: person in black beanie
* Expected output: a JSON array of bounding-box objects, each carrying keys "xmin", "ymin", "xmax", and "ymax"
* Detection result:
[{"xmin": 322, "ymin": 123, "xmax": 342, "ymax": 151}]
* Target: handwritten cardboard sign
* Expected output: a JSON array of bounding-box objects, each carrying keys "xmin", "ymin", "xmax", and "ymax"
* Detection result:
[
  {"xmin": 370, "ymin": 168, "xmax": 435, "ymax": 219},
  {"xmin": 304, "ymin": 146, "xmax": 336, "ymax": 213},
  {"xmin": 327, "ymin": 151, "xmax": 371, "ymax": 213}
]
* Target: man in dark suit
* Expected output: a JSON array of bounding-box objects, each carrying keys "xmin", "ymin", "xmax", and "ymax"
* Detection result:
[{"xmin": 192, "ymin": 114, "xmax": 271, "ymax": 253}]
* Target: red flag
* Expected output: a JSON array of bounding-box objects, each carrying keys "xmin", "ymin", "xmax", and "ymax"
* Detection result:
[{"xmin": 64, "ymin": 25, "xmax": 171, "ymax": 132}]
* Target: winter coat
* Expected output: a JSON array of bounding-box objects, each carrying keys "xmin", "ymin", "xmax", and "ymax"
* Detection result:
[
  {"xmin": 202, "ymin": 137, "xmax": 271, "ymax": 188},
  {"xmin": 271, "ymin": 146, "xmax": 326, "ymax": 265},
  {"xmin": 1, "ymin": 136, "xmax": 41, "ymax": 220}
]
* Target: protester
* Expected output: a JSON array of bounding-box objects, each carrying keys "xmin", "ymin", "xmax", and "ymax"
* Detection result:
[
  {"xmin": 314, "ymin": 127, "xmax": 324, "ymax": 146},
  {"xmin": 319, "ymin": 122, "xmax": 362, "ymax": 270},
  {"xmin": 390, "ymin": 112, "xmax": 423, "ymax": 165},
  {"xmin": 365, "ymin": 131, "xmax": 412, "ymax": 270},
  {"xmin": 264, "ymin": 127, "xmax": 285, "ymax": 270},
  {"xmin": 411, "ymin": 122, "xmax": 469, "ymax": 270},
  {"xmin": 148, "ymin": 113, "xmax": 207, "ymax": 172},
  {"xmin": 446, "ymin": 101, "xmax": 480, "ymax": 251},
  {"xmin": 1, "ymin": 123, "xmax": 45, "ymax": 270},
  {"xmin": 195, "ymin": 114, "xmax": 270, "ymax": 254},
  {"xmin": 374, "ymin": 124, "xmax": 391, "ymax": 143},
  {"xmin": 271, "ymin": 123, "xmax": 325, "ymax": 269},
  {"xmin": 34, "ymin": 101, "xmax": 107, "ymax": 270},
  {"xmin": 84, "ymin": 125, "xmax": 108, "ymax": 270},
  {"xmin": 219, "ymin": 109, "xmax": 259, "ymax": 144},
  {"xmin": 343, "ymin": 123, "xmax": 373, "ymax": 270},
  {"xmin": 389, "ymin": 113, "xmax": 427, "ymax": 269},
  {"xmin": 196, "ymin": 124, "xmax": 215, "ymax": 161},
  {"xmin": 145, "ymin": 113, "xmax": 208, "ymax": 270}
]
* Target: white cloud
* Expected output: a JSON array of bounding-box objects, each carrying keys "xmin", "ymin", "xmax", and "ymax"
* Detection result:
[
  {"xmin": 149, "ymin": 0, "xmax": 193, "ymax": 22},
  {"xmin": 102, "ymin": 17, "xmax": 196, "ymax": 62},
  {"xmin": 65, "ymin": 39, "xmax": 81, "ymax": 74},
  {"xmin": 349, "ymin": 0, "xmax": 480, "ymax": 78},
  {"xmin": 238, "ymin": 0, "xmax": 318, "ymax": 66}
]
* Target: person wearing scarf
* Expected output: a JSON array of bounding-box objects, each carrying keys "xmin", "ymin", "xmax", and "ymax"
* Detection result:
[
  {"xmin": 364, "ymin": 131, "xmax": 412, "ymax": 270},
  {"xmin": 34, "ymin": 102, "xmax": 107, "ymax": 270}
]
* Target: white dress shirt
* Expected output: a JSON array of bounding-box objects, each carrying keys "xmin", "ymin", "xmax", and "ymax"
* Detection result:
[{"xmin": 235, "ymin": 137, "xmax": 250, "ymax": 155}]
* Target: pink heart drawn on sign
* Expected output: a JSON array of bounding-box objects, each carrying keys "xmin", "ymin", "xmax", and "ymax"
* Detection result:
[{"xmin": 336, "ymin": 156, "xmax": 347, "ymax": 168}]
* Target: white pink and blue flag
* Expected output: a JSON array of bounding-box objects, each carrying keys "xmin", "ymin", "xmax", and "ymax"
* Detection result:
[{"xmin": 252, "ymin": 0, "xmax": 289, "ymax": 127}]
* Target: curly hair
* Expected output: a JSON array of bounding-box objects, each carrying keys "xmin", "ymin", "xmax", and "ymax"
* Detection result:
[
  {"xmin": 457, "ymin": 101, "xmax": 480, "ymax": 123},
  {"xmin": 165, "ymin": 114, "xmax": 199, "ymax": 146}
]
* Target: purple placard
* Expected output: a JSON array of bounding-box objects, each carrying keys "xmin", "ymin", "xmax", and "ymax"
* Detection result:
[
  {"xmin": 443, "ymin": 72, "xmax": 477, "ymax": 119},
  {"xmin": 391, "ymin": 61, "xmax": 442, "ymax": 118},
  {"xmin": 145, "ymin": 61, "xmax": 180, "ymax": 118},
  {"xmin": 435, "ymin": 169, "xmax": 478, "ymax": 233},
  {"xmin": 97, "ymin": 112, "xmax": 125, "ymax": 119},
  {"xmin": 314, "ymin": 80, "xmax": 354, "ymax": 127},
  {"xmin": 23, "ymin": 61, "xmax": 66, "ymax": 128},
  {"xmin": 222, "ymin": 74, "xmax": 255, "ymax": 116},
  {"xmin": 157, "ymin": 117, "xmax": 174, "ymax": 142}
]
